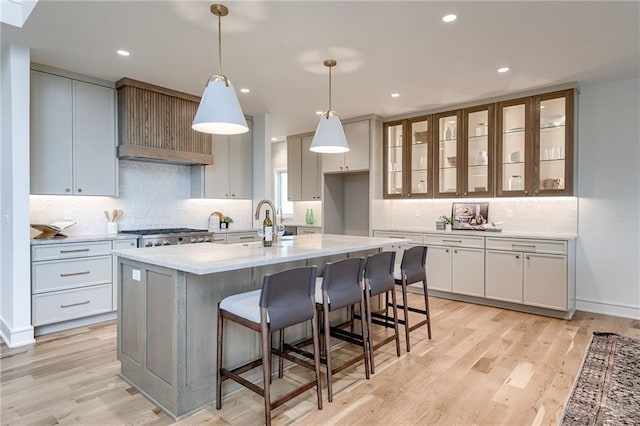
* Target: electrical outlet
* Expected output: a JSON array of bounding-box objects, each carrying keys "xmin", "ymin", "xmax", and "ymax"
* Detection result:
[
  {"xmin": 506, "ymin": 209, "xmax": 513, "ymax": 219},
  {"xmin": 64, "ymin": 210, "xmax": 72, "ymax": 220},
  {"xmin": 132, "ymin": 269, "xmax": 141, "ymax": 281}
]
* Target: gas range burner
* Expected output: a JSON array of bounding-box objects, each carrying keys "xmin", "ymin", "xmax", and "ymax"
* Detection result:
[{"xmin": 121, "ymin": 228, "xmax": 208, "ymax": 236}]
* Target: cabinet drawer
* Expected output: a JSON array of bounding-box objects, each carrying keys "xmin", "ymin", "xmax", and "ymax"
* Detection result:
[
  {"xmin": 113, "ymin": 239, "xmax": 137, "ymax": 250},
  {"xmin": 32, "ymin": 256, "xmax": 111, "ymax": 293},
  {"xmin": 486, "ymin": 238, "xmax": 567, "ymax": 255},
  {"xmin": 297, "ymin": 226, "xmax": 321, "ymax": 235},
  {"xmin": 227, "ymin": 232, "xmax": 260, "ymax": 244},
  {"xmin": 32, "ymin": 284, "xmax": 112, "ymax": 326},
  {"xmin": 373, "ymin": 231, "xmax": 423, "ymax": 244},
  {"xmin": 32, "ymin": 240, "xmax": 112, "ymax": 261},
  {"xmin": 210, "ymin": 234, "xmax": 228, "ymax": 244},
  {"xmin": 423, "ymin": 234, "xmax": 484, "ymax": 249}
]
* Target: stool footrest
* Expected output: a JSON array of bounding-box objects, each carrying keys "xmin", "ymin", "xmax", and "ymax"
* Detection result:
[
  {"xmin": 390, "ymin": 302, "xmax": 428, "ymax": 316},
  {"xmin": 220, "ymin": 366, "xmax": 265, "ymax": 397}
]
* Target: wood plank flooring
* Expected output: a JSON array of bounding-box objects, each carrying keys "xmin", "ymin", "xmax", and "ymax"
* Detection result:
[{"xmin": 2, "ymin": 295, "xmax": 639, "ymax": 425}]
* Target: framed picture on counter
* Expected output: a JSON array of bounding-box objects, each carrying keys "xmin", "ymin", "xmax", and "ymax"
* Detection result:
[{"xmin": 451, "ymin": 203, "xmax": 489, "ymax": 230}]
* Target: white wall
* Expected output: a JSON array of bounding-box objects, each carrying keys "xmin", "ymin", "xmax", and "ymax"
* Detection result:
[
  {"xmin": 1, "ymin": 43, "xmax": 35, "ymax": 347},
  {"xmin": 576, "ymin": 77, "xmax": 640, "ymax": 318}
]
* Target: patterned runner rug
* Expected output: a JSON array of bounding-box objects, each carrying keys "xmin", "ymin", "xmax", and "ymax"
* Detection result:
[{"xmin": 562, "ymin": 332, "xmax": 640, "ymax": 425}]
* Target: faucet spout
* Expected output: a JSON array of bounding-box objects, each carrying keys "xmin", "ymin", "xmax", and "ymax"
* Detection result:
[{"xmin": 254, "ymin": 199, "xmax": 278, "ymax": 241}]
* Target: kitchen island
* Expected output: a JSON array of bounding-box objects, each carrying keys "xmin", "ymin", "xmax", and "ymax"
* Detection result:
[{"xmin": 112, "ymin": 234, "xmax": 401, "ymax": 419}]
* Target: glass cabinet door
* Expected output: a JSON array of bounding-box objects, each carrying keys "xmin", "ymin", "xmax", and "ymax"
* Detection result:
[
  {"xmin": 463, "ymin": 105, "xmax": 493, "ymax": 196},
  {"xmin": 496, "ymin": 98, "xmax": 531, "ymax": 196},
  {"xmin": 434, "ymin": 111, "xmax": 461, "ymax": 197},
  {"xmin": 409, "ymin": 116, "xmax": 431, "ymax": 197},
  {"xmin": 383, "ymin": 121, "xmax": 405, "ymax": 198},
  {"xmin": 535, "ymin": 89, "xmax": 574, "ymax": 195}
]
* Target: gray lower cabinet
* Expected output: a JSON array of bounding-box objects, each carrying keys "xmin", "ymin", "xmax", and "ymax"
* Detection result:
[
  {"xmin": 31, "ymin": 238, "xmax": 137, "ymax": 331},
  {"xmin": 30, "ymin": 69, "xmax": 117, "ymax": 196},
  {"xmin": 373, "ymin": 229, "xmax": 576, "ymax": 319}
]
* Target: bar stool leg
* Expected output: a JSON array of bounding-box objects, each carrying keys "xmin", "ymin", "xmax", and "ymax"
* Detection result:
[
  {"xmin": 390, "ymin": 288, "xmax": 401, "ymax": 357},
  {"xmin": 216, "ymin": 309, "xmax": 224, "ymax": 409},
  {"xmin": 260, "ymin": 322, "xmax": 272, "ymax": 426},
  {"xmin": 364, "ymin": 286, "xmax": 376, "ymax": 374},
  {"xmin": 310, "ymin": 308, "xmax": 323, "ymax": 410},
  {"xmin": 401, "ymin": 277, "xmax": 411, "ymax": 352},
  {"xmin": 422, "ymin": 278, "xmax": 432, "ymax": 339},
  {"xmin": 322, "ymin": 302, "xmax": 333, "ymax": 402},
  {"xmin": 278, "ymin": 330, "xmax": 284, "ymax": 379},
  {"xmin": 359, "ymin": 295, "xmax": 371, "ymax": 379}
]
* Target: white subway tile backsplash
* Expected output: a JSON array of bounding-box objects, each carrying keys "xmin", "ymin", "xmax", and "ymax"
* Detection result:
[
  {"xmin": 372, "ymin": 197, "xmax": 577, "ymax": 234},
  {"xmin": 30, "ymin": 160, "xmax": 254, "ymax": 237}
]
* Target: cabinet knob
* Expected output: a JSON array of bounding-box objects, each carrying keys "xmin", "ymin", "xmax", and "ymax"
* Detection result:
[
  {"xmin": 463, "ymin": 192, "xmax": 467, "ymax": 196},
  {"xmin": 231, "ymin": 194, "xmax": 235, "ymax": 197},
  {"xmin": 225, "ymin": 193, "xmax": 229, "ymax": 197},
  {"xmin": 454, "ymin": 249, "xmax": 458, "ymax": 254},
  {"xmin": 340, "ymin": 166, "xmax": 343, "ymax": 170},
  {"xmin": 445, "ymin": 249, "xmax": 449, "ymax": 253},
  {"xmin": 65, "ymin": 188, "xmax": 71, "ymax": 193},
  {"xmin": 77, "ymin": 188, "xmax": 82, "ymax": 193},
  {"xmin": 345, "ymin": 166, "xmax": 349, "ymax": 170},
  {"xmin": 407, "ymin": 194, "xmax": 411, "ymax": 198},
  {"xmin": 515, "ymin": 255, "xmax": 520, "ymax": 259},
  {"xmin": 524, "ymin": 190, "xmax": 529, "ymax": 195}
]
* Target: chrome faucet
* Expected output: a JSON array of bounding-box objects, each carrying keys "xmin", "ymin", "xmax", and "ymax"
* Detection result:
[{"xmin": 254, "ymin": 199, "xmax": 277, "ymax": 241}]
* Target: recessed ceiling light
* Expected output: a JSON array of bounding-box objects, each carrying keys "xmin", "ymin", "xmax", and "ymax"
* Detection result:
[
  {"xmin": 498, "ymin": 67, "xmax": 510, "ymax": 73},
  {"xmin": 240, "ymin": 88, "xmax": 250, "ymax": 93},
  {"xmin": 391, "ymin": 92, "xmax": 400, "ymax": 98},
  {"xmin": 316, "ymin": 111, "xmax": 323, "ymax": 115},
  {"xmin": 442, "ymin": 14, "xmax": 457, "ymax": 23},
  {"xmin": 117, "ymin": 50, "xmax": 130, "ymax": 56}
]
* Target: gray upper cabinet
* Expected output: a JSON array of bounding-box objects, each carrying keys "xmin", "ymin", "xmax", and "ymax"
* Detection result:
[
  {"xmin": 191, "ymin": 119, "xmax": 253, "ymax": 199},
  {"xmin": 321, "ymin": 119, "xmax": 370, "ymax": 174},
  {"xmin": 30, "ymin": 70, "xmax": 117, "ymax": 196},
  {"xmin": 287, "ymin": 134, "xmax": 321, "ymax": 201}
]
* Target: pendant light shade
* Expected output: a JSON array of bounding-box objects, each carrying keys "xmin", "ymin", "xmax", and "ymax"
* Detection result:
[
  {"xmin": 310, "ymin": 111, "xmax": 349, "ymax": 153},
  {"xmin": 192, "ymin": 4, "xmax": 248, "ymax": 135},
  {"xmin": 309, "ymin": 59, "xmax": 349, "ymax": 153}
]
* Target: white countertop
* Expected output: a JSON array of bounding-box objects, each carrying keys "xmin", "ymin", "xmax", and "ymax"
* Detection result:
[
  {"xmin": 113, "ymin": 234, "xmax": 401, "ymax": 275},
  {"xmin": 373, "ymin": 228, "xmax": 577, "ymax": 241}
]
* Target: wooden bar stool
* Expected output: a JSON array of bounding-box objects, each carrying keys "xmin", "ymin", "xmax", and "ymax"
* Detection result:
[
  {"xmin": 315, "ymin": 257, "xmax": 370, "ymax": 402},
  {"xmin": 363, "ymin": 251, "xmax": 400, "ymax": 374},
  {"xmin": 279, "ymin": 258, "xmax": 370, "ymax": 402},
  {"xmin": 216, "ymin": 266, "xmax": 322, "ymax": 426},
  {"xmin": 392, "ymin": 245, "xmax": 432, "ymax": 352}
]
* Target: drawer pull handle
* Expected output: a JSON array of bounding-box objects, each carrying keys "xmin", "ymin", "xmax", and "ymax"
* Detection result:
[
  {"xmin": 239, "ymin": 236, "xmax": 255, "ymax": 240},
  {"xmin": 442, "ymin": 239, "xmax": 462, "ymax": 243},
  {"xmin": 60, "ymin": 271, "xmax": 90, "ymax": 277},
  {"xmin": 59, "ymin": 248, "xmax": 90, "ymax": 254},
  {"xmin": 213, "ymin": 238, "xmax": 225, "ymax": 242},
  {"xmin": 512, "ymin": 244, "xmax": 536, "ymax": 249},
  {"xmin": 60, "ymin": 300, "xmax": 90, "ymax": 308}
]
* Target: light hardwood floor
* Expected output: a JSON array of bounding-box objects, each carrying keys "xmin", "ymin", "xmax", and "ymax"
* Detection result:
[{"xmin": 2, "ymin": 295, "xmax": 639, "ymax": 425}]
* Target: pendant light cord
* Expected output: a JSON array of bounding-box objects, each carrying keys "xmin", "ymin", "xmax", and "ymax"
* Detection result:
[
  {"xmin": 217, "ymin": 12, "xmax": 223, "ymax": 76},
  {"xmin": 328, "ymin": 65, "xmax": 332, "ymax": 116}
]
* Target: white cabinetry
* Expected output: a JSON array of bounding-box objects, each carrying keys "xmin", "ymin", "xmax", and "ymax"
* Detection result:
[
  {"xmin": 485, "ymin": 237, "xmax": 570, "ymax": 311},
  {"xmin": 287, "ymin": 134, "xmax": 321, "ymax": 201},
  {"xmin": 322, "ymin": 119, "xmax": 370, "ymax": 173},
  {"xmin": 191, "ymin": 119, "xmax": 253, "ymax": 199},
  {"xmin": 32, "ymin": 241, "xmax": 113, "ymax": 326},
  {"xmin": 30, "ymin": 70, "xmax": 116, "ymax": 196},
  {"xmin": 423, "ymin": 233, "xmax": 485, "ymax": 297}
]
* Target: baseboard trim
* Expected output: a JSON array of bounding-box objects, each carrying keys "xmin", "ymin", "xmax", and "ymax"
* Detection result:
[
  {"xmin": 575, "ymin": 299, "xmax": 640, "ymax": 320},
  {"xmin": 34, "ymin": 311, "xmax": 117, "ymax": 336},
  {"xmin": 0, "ymin": 318, "xmax": 35, "ymax": 348}
]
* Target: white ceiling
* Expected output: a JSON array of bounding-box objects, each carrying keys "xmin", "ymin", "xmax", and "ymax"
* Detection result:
[{"xmin": 3, "ymin": 1, "xmax": 639, "ymax": 140}]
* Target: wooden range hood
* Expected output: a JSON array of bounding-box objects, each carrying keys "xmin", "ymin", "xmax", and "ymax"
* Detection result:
[{"xmin": 116, "ymin": 78, "xmax": 213, "ymax": 165}]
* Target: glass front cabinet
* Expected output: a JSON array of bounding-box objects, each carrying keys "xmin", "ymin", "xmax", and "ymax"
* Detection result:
[
  {"xmin": 384, "ymin": 88, "xmax": 574, "ymax": 199},
  {"xmin": 497, "ymin": 89, "xmax": 574, "ymax": 196},
  {"xmin": 434, "ymin": 111, "xmax": 461, "ymax": 197},
  {"xmin": 383, "ymin": 116, "xmax": 432, "ymax": 198}
]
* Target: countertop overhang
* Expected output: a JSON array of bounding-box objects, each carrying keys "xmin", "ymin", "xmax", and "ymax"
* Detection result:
[{"xmin": 112, "ymin": 234, "xmax": 402, "ymax": 275}]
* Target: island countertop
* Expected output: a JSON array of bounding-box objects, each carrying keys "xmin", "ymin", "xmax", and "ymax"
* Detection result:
[{"xmin": 112, "ymin": 234, "xmax": 402, "ymax": 275}]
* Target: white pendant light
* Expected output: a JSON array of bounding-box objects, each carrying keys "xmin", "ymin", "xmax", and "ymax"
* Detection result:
[
  {"xmin": 309, "ymin": 59, "xmax": 349, "ymax": 153},
  {"xmin": 192, "ymin": 4, "xmax": 248, "ymax": 135}
]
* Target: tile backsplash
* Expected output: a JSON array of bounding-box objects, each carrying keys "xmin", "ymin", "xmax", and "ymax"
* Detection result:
[
  {"xmin": 372, "ymin": 197, "xmax": 577, "ymax": 235},
  {"xmin": 30, "ymin": 160, "xmax": 254, "ymax": 237}
]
